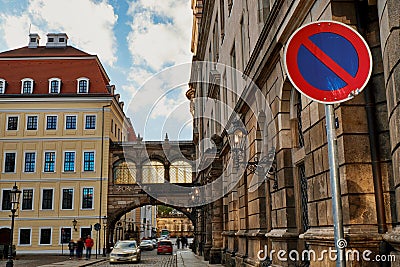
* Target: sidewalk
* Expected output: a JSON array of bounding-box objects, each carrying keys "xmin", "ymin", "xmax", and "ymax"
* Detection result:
[
  {"xmin": 176, "ymin": 250, "xmax": 223, "ymax": 267},
  {"xmin": 37, "ymin": 258, "xmax": 106, "ymax": 267}
]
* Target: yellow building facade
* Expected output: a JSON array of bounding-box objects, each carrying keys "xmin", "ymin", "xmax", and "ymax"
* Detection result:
[{"xmin": 0, "ymin": 33, "xmax": 134, "ymax": 254}]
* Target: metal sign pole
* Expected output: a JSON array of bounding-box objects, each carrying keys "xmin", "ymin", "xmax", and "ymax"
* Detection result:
[{"xmin": 325, "ymin": 104, "xmax": 345, "ymax": 267}]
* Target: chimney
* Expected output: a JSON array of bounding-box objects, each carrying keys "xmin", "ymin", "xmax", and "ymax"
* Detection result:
[
  {"xmin": 28, "ymin": 33, "xmax": 40, "ymax": 48},
  {"xmin": 46, "ymin": 33, "xmax": 68, "ymax": 48}
]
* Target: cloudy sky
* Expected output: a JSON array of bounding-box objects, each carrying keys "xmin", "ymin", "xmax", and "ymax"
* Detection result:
[{"xmin": 0, "ymin": 0, "xmax": 193, "ymax": 140}]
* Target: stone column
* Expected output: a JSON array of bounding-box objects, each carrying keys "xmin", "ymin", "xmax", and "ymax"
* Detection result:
[
  {"xmin": 210, "ymin": 198, "xmax": 223, "ymax": 263},
  {"xmin": 203, "ymin": 204, "xmax": 213, "ymax": 261},
  {"xmin": 381, "ymin": 0, "xmax": 400, "ymax": 259}
]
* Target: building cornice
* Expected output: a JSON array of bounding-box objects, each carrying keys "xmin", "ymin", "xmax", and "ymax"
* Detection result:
[{"xmin": 196, "ymin": 0, "xmax": 215, "ymax": 59}]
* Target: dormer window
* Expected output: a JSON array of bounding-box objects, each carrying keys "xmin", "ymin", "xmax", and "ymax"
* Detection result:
[
  {"xmin": 21, "ymin": 78, "xmax": 34, "ymax": 94},
  {"xmin": 0, "ymin": 79, "xmax": 5, "ymax": 94},
  {"xmin": 77, "ymin": 77, "xmax": 89, "ymax": 94},
  {"xmin": 48, "ymin": 78, "xmax": 61, "ymax": 94}
]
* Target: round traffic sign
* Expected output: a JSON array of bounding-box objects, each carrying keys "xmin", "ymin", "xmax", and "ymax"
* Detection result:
[{"xmin": 284, "ymin": 21, "xmax": 372, "ymax": 104}]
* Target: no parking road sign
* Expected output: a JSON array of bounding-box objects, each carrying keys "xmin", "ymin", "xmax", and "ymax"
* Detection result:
[{"xmin": 284, "ymin": 21, "xmax": 372, "ymax": 104}]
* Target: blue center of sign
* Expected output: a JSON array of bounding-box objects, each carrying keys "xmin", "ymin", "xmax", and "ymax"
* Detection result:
[{"xmin": 297, "ymin": 32, "xmax": 358, "ymax": 91}]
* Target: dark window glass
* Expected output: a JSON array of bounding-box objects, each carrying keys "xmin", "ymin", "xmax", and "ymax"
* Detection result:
[
  {"xmin": 44, "ymin": 152, "xmax": 55, "ymax": 172},
  {"xmin": 7, "ymin": 117, "xmax": 18, "ymax": 130},
  {"xmin": 296, "ymin": 91, "xmax": 304, "ymax": 148},
  {"xmin": 82, "ymin": 188, "xmax": 93, "ymax": 209},
  {"xmin": 84, "ymin": 152, "xmax": 95, "ymax": 171},
  {"xmin": 5, "ymin": 153, "xmax": 16, "ymax": 173},
  {"xmin": 78, "ymin": 80, "xmax": 88, "ymax": 93},
  {"xmin": 59, "ymin": 38, "xmax": 65, "ymax": 42},
  {"xmin": 27, "ymin": 116, "xmax": 38, "ymax": 130},
  {"xmin": 20, "ymin": 229, "xmax": 31, "ymax": 245},
  {"xmin": 24, "ymin": 153, "xmax": 35, "ymax": 172},
  {"xmin": 22, "ymin": 189, "xmax": 33, "ymax": 210},
  {"xmin": 62, "ymin": 189, "xmax": 73, "ymax": 209},
  {"xmin": 61, "ymin": 228, "xmax": 71, "ymax": 244},
  {"xmin": 23, "ymin": 81, "xmax": 32, "ymax": 94},
  {"xmin": 64, "ymin": 152, "xmax": 75, "ymax": 172},
  {"xmin": 46, "ymin": 116, "xmax": 57, "ymax": 130},
  {"xmin": 1, "ymin": 190, "xmax": 11, "ymax": 210},
  {"xmin": 40, "ymin": 228, "xmax": 51, "ymax": 244},
  {"xmin": 81, "ymin": 228, "xmax": 91, "ymax": 240},
  {"xmin": 66, "ymin": 116, "xmax": 76, "ymax": 129},
  {"xmin": 85, "ymin": 115, "xmax": 96, "ymax": 129},
  {"xmin": 50, "ymin": 80, "xmax": 59, "ymax": 93},
  {"xmin": 42, "ymin": 189, "xmax": 53, "ymax": 210},
  {"xmin": 48, "ymin": 37, "xmax": 54, "ymax": 42}
]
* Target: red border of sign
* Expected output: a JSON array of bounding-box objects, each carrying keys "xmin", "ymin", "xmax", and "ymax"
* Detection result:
[{"xmin": 284, "ymin": 21, "xmax": 372, "ymax": 104}]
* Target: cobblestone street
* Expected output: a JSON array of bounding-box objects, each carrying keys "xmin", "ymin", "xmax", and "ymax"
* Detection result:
[{"xmin": 93, "ymin": 249, "xmax": 176, "ymax": 267}]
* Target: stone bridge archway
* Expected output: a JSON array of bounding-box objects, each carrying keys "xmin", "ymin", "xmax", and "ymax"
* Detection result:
[{"xmin": 106, "ymin": 139, "xmax": 196, "ymax": 244}]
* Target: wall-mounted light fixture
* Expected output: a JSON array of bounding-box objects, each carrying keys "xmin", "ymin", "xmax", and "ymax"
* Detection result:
[
  {"xmin": 72, "ymin": 218, "xmax": 78, "ymax": 231},
  {"xmin": 228, "ymin": 119, "xmax": 277, "ymax": 189}
]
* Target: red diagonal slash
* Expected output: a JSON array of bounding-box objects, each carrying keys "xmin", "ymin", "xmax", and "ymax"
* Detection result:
[{"xmin": 302, "ymin": 38, "xmax": 357, "ymax": 85}]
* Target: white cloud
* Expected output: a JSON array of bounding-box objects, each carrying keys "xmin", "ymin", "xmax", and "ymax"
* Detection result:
[
  {"xmin": 0, "ymin": 0, "xmax": 118, "ymax": 66},
  {"xmin": 126, "ymin": 0, "xmax": 192, "ymax": 71},
  {"xmin": 123, "ymin": 0, "xmax": 194, "ymax": 139}
]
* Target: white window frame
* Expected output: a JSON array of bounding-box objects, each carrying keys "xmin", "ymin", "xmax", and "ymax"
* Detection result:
[
  {"xmin": 43, "ymin": 151, "xmax": 56, "ymax": 173},
  {"xmin": 39, "ymin": 227, "xmax": 52, "ymax": 245},
  {"xmin": 21, "ymin": 78, "xmax": 34, "ymax": 94},
  {"xmin": 6, "ymin": 115, "xmax": 19, "ymax": 131},
  {"xmin": 3, "ymin": 151, "xmax": 17, "ymax": 173},
  {"xmin": 63, "ymin": 151, "xmax": 76, "ymax": 173},
  {"xmin": 0, "ymin": 78, "xmax": 6, "ymax": 94},
  {"xmin": 81, "ymin": 186, "xmax": 94, "ymax": 210},
  {"xmin": 82, "ymin": 150, "xmax": 96, "ymax": 172},
  {"xmin": 48, "ymin": 78, "xmax": 61, "ymax": 94},
  {"xmin": 1, "ymin": 188, "xmax": 11, "ymax": 211},
  {"xmin": 40, "ymin": 188, "xmax": 54, "ymax": 211},
  {"xmin": 18, "ymin": 227, "xmax": 32, "ymax": 246},
  {"xmin": 84, "ymin": 114, "xmax": 97, "ymax": 130},
  {"xmin": 60, "ymin": 187, "xmax": 74, "ymax": 210},
  {"xmin": 45, "ymin": 114, "xmax": 58, "ymax": 130},
  {"xmin": 64, "ymin": 114, "xmax": 77, "ymax": 130},
  {"xmin": 26, "ymin": 114, "xmax": 38, "ymax": 131},
  {"xmin": 59, "ymin": 227, "xmax": 73, "ymax": 245},
  {"xmin": 20, "ymin": 188, "xmax": 35, "ymax": 211},
  {"xmin": 23, "ymin": 151, "xmax": 37, "ymax": 173},
  {"xmin": 77, "ymin": 77, "xmax": 89, "ymax": 94}
]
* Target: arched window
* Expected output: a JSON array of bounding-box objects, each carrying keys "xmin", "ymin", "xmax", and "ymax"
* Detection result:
[
  {"xmin": 114, "ymin": 161, "xmax": 136, "ymax": 184},
  {"xmin": 77, "ymin": 77, "xmax": 89, "ymax": 93},
  {"xmin": 21, "ymin": 78, "xmax": 34, "ymax": 94},
  {"xmin": 142, "ymin": 161, "xmax": 164, "ymax": 183},
  {"xmin": 48, "ymin": 78, "xmax": 61, "ymax": 94},
  {"xmin": 0, "ymin": 79, "xmax": 6, "ymax": 94},
  {"xmin": 170, "ymin": 161, "xmax": 192, "ymax": 183}
]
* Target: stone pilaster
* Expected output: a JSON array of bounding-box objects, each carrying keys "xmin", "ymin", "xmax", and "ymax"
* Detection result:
[
  {"xmin": 204, "ymin": 204, "xmax": 213, "ymax": 261},
  {"xmin": 210, "ymin": 198, "xmax": 223, "ymax": 264}
]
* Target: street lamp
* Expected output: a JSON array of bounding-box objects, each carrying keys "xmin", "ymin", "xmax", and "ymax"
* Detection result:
[
  {"xmin": 72, "ymin": 218, "xmax": 78, "ymax": 231},
  {"xmin": 6, "ymin": 183, "xmax": 21, "ymax": 267},
  {"xmin": 227, "ymin": 119, "xmax": 277, "ymax": 186},
  {"xmin": 102, "ymin": 216, "xmax": 107, "ymax": 257}
]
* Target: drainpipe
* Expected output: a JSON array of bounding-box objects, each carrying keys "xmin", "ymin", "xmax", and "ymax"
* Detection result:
[
  {"xmin": 354, "ymin": 1, "xmax": 388, "ymax": 263},
  {"xmin": 99, "ymin": 104, "xmax": 111, "ymax": 255}
]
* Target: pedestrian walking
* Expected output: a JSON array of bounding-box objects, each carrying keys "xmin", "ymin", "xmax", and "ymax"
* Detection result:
[
  {"xmin": 85, "ymin": 235, "xmax": 94, "ymax": 260},
  {"xmin": 176, "ymin": 236, "xmax": 181, "ymax": 249},
  {"xmin": 76, "ymin": 238, "xmax": 84, "ymax": 259},
  {"xmin": 68, "ymin": 239, "xmax": 76, "ymax": 259}
]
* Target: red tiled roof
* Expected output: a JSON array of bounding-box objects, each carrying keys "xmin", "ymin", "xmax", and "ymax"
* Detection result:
[
  {"xmin": 0, "ymin": 46, "xmax": 111, "ymax": 95},
  {"xmin": 0, "ymin": 46, "xmax": 91, "ymax": 58}
]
